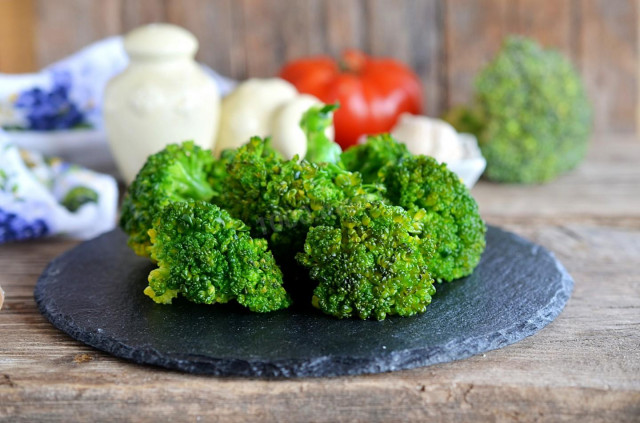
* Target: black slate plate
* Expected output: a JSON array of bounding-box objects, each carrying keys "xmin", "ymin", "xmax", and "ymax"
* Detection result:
[{"xmin": 34, "ymin": 225, "xmax": 572, "ymax": 378}]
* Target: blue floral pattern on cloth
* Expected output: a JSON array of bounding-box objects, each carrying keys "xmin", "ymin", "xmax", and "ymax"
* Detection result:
[
  {"xmin": 0, "ymin": 37, "xmax": 235, "ymax": 131},
  {"xmin": 12, "ymin": 71, "xmax": 87, "ymax": 130},
  {"xmin": 0, "ymin": 37, "xmax": 128, "ymax": 130},
  {"xmin": 0, "ymin": 209, "xmax": 49, "ymax": 243},
  {"xmin": 0, "ymin": 129, "xmax": 118, "ymax": 243}
]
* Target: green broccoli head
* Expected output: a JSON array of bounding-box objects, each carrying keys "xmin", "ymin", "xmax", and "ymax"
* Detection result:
[
  {"xmin": 297, "ymin": 201, "xmax": 436, "ymax": 320},
  {"xmin": 61, "ymin": 186, "xmax": 98, "ymax": 212},
  {"xmin": 456, "ymin": 36, "xmax": 592, "ymax": 183},
  {"xmin": 382, "ymin": 155, "xmax": 486, "ymax": 282},
  {"xmin": 119, "ymin": 141, "xmax": 217, "ymax": 257},
  {"xmin": 340, "ymin": 133, "xmax": 411, "ymax": 184},
  {"xmin": 301, "ymin": 103, "xmax": 342, "ymax": 164},
  {"xmin": 145, "ymin": 201, "xmax": 290, "ymax": 312},
  {"xmin": 215, "ymin": 136, "xmax": 383, "ymax": 258}
]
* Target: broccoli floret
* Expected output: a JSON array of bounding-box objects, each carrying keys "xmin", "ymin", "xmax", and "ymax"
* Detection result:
[
  {"xmin": 120, "ymin": 141, "xmax": 217, "ymax": 257},
  {"xmin": 382, "ymin": 155, "xmax": 486, "ymax": 282},
  {"xmin": 445, "ymin": 36, "xmax": 592, "ymax": 183},
  {"xmin": 145, "ymin": 201, "xmax": 290, "ymax": 312},
  {"xmin": 340, "ymin": 134, "xmax": 411, "ymax": 184},
  {"xmin": 301, "ymin": 103, "xmax": 342, "ymax": 164},
  {"xmin": 341, "ymin": 134, "xmax": 485, "ymax": 280},
  {"xmin": 208, "ymin": 148, "xmax": 236, "ymax": 199},
  {"xmin": 215, "ymin": 136, "xmax": 383, "ymax": 258},
  {"xmin": 61, "ymin": 186, "xmax": 98, "ymax": 212},
  {"xmin": 297, "ymin": 201, "xmax": 436, "ymax": 320},
  {"xmin": 441, "ymin": 106, "xmax": 485, "ymax": 137}
]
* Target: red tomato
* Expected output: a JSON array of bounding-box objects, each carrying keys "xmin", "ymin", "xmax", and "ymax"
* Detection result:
[{"xmin": 279, "ymin": 49, "xmax": 423, "ymax": 148}]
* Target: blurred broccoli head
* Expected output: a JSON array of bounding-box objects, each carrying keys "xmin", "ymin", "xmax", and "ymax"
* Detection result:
[
  {"xmin": 448, "ymin": 36, "xmax": 592, "ymax": 183},
  {"xmin": 61, "ymin": 186, "xmax": 98, "ymax": 212},
  {"xmin": 297, "ymin": 201, "xmax": 436, "ymax": 320},
  {"xmin": 216, "ymin": 136, "xmax": 383, "ymax": 258},
  {"xmin": 119, "ymin": 141, "xmax": 217, "ymax": 257},
  {"xmin": 440, "ymin": 106, "xmax": 485, "ymax": 137},
  {"xmin": 340, "ymin": 134, "xmax": 411, "ymax": 184},
  {"xmin": 145, "ymin": 201, "xmax": 291, "ymax": 312},
  {"xmin": 383, "ymin": 155, "xmax": 486, "ymax": 282}
]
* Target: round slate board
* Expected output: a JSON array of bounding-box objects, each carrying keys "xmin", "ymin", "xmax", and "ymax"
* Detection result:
[{"xmin": 34, "ymin": 225, "xmax": 572, "ymax": 378}]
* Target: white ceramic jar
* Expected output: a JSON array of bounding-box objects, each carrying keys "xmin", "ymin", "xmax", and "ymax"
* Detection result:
[{"xmin": 104, "ymin": 24, "xmax": 220, "ymax": 183}]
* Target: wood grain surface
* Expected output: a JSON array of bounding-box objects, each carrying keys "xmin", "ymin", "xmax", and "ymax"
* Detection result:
[
  {"xmin": 1, "ymin": 136, "xmax": 639, "ymax": 422},
  {"xmin": 0, "ymin": 0, "xmax": 36, "ymax": 73},
  {"xmin": 0, "ymin": 0, "xmax": 637, "ymax": 134}
]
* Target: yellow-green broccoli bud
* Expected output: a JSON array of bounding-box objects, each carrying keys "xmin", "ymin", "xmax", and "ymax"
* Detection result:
[
  {"xmin": 382, "ymin": 155, "xmax": 486, "ymax": 281},
  {"xmin": 120, "ymin": 141, "xmax": 219, "ymax": 258},
  {"xmin": 340, "ymin": 133, "xmax": 411, "ymax": 184},
  {"xmin": 145, "ymin": 201, "xmax": 290, "ymax": 313},
  {"xmin": 297, "ymin": 201, "xmax": 435, "ymax": 320},
  {"xmin": 215, "ymin": 136, "xmax": 383, "ymax": 259}
]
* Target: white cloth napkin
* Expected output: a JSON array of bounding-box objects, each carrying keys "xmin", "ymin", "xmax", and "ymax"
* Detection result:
[{"xmin": 0, "ymin": 129, "xmax": 118, "ymax": 242}]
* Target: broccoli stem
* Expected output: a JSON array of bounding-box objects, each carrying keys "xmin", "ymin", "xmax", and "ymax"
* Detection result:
[{"xmin": 171, "ymin": 161, "xmax": 215, "ymax": 201}]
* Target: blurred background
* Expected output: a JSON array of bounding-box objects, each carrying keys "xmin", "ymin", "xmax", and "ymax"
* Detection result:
[{"xmin": 0, "ymin": 0, "xmax": 636, "ymax": 135}]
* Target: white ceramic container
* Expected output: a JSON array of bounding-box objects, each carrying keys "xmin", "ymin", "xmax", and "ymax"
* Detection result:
[{"xmin": 103, "ymin": 24, "xmax": 220, "ymax": 183}]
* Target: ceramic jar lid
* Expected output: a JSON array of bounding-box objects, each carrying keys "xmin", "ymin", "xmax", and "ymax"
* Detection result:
[{"xmin": 124, "ymin": 23, "xmax": 198, "ymax": 59}]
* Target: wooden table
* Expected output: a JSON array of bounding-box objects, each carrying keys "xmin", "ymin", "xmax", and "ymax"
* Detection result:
[{"xmin": 1, "ymin": 136, "xmax": 639, "ymax": 422}]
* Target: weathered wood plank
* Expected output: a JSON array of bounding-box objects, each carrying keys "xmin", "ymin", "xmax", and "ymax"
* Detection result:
[
  {"xmin": 472, "ymin": 136, "xmax": 640, "ymax": 219},
  {"xmin": 0, "ymin": 0, "xmax": 37, "ymax": 73},
  {"xmin": 120, "ymin": 0, "xmax": 167, "ymax": 31},
  {"xmin": 404, "ymin": 0, "xmax": 446, "ymax": 117},
  {"xmin": 239, "ymin": 0, "xmax": 313, "ymax": 78},
  {"xmin": 366, "ymin": 0, "xmax": 412, "ymax": 60},
  {"xmin": 511, "ymin": 0, "xmax": 577, "ymax": 60},
  {"xmin": 443, "ymin": 0, "xmax": 509, "ymax": 110},
  {"xmin": 579, "ymin": 0, "xmax": 638, "ymax": 133},
  {"xmin": 34, "ymin": 0, "xmax": 121, "ymax": 68},
  {"xmin": 310, "ymin": 0, "xmax": 366, "ymax": 56},
  {"xmin": 366, "ymin": 0, "xmax": 447, "ymax": 116},
  {"xmin": 166, "ymin": 0, "xmax": 235, "ymax": 77}
]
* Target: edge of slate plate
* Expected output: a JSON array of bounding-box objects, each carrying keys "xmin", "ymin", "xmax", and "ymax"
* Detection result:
[{"xmin": 34, "ymin": 226, "xmax": 573, "ymax": 378}]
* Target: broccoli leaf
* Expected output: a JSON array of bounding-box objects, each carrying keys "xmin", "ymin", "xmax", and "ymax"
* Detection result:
[{"xmin": 61, "ymin": 186, "xmax": 99, "ymax": 212}]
